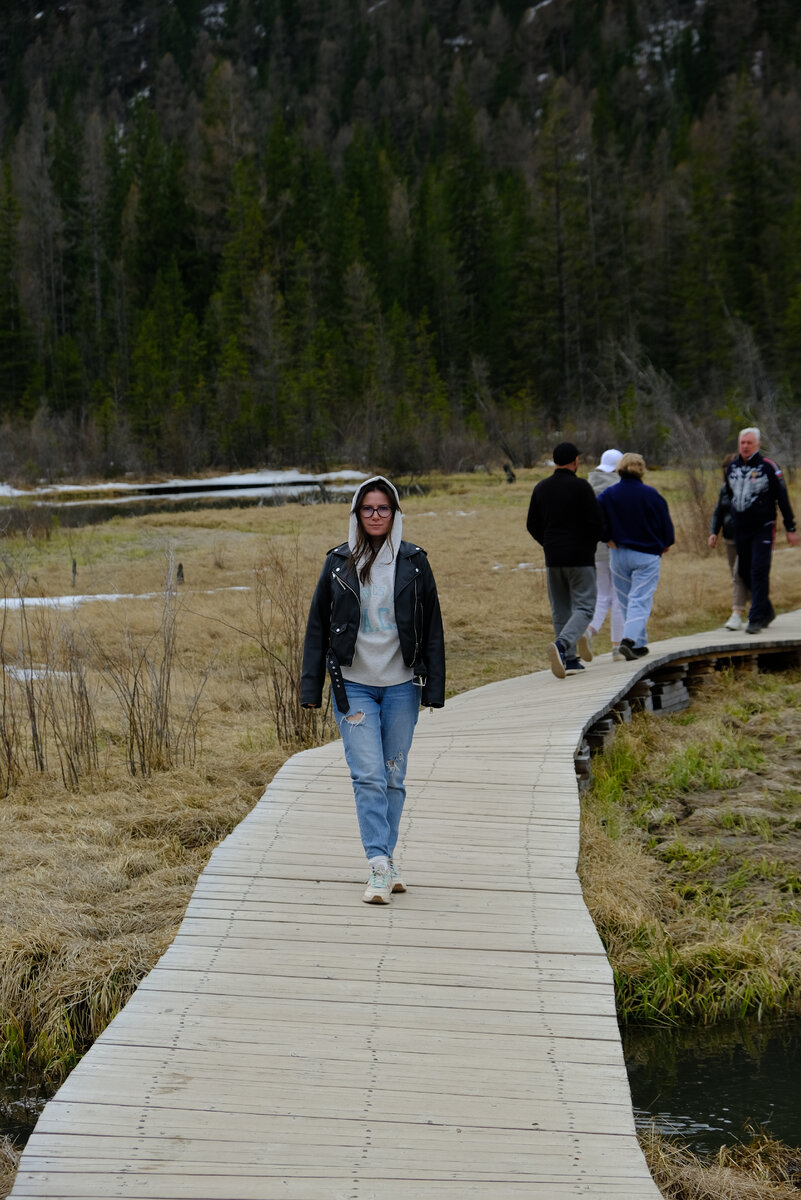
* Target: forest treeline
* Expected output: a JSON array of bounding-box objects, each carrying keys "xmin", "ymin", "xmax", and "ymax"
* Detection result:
[{"xmin": 1, "ymin": 0, "xmax": 801, "ymax": 479}]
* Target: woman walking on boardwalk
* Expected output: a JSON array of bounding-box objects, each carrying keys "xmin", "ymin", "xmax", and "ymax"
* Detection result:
[
  {"xmin": 708, "ymin": 454, "xmax": 750, "ymax": 630},
  {"xmin": 598, "ymin": 453, "xmax": 674, "ymax": 660},
  {"xmin": 301, "ymin": 476, "xmax": 445, "ymax": 904},
  {"xmin": 587, "ymin": 448, "xmax": 625, "ymax": 659}
]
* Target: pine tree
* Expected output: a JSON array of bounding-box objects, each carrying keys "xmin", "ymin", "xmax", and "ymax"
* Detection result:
[{"xmin": 0, "ymin": 161, "xmax": 34, "ymax": 415}]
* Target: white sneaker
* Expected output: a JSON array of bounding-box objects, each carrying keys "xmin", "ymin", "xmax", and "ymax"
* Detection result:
[
  {"xmin": 363, "ymin": 863, "xmax": 392, "ymax": 904},
  {"xmin": 577, "ymin": 632, "xmax": 593, "ymax": 662},
  {"xmin": 389, "ymin": 861, "xmax": 407, "ymax": 893},
  {"xmin": 612, "ymin": 647, "xmax": 625, "ymax": 661},
  {"xmin": 725, "ymin": 613, "xmax": 743, "ymax": 631}
]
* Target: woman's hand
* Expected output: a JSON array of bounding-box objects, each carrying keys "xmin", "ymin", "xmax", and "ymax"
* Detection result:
[{"xmin": 708, "ymin": 533, "xmax": 718, "ymax": 548}]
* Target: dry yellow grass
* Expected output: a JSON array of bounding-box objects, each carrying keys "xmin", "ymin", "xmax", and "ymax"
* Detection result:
[
  {"xmin": 641, "ymin": 1127, "xmax": 801, "ymax": 1198},
  {"xmin": 0, "ymin": 1139, "xmax": 18, "ymax": 1199},
  {"xmin": 1, "ymin": 465, "xmax": 801, "ymax": 1186}
]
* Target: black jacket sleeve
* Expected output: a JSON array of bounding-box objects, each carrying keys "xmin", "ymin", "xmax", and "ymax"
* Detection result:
[
  {"xmin": 418, "ymin": 557, "xmax": 446, "ymax": 708},
  {"xmin": 771, "ymin": 465, "xmax": 796, "ymax": 532},
  {"xmin": 710, "ymin": 483, "xmax": 727, "ymax": 536},
  {"xmin": 300, "ymin": 558, "xmax": 333, "ymax": 708},
  {"xmin": 526, "ymin": 487, "xmax": 543, "ymax": 545}
]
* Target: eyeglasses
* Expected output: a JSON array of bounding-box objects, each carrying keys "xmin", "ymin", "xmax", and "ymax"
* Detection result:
[{"xmin": 360, "ymin": 504, "xmax": 392, "ymax": 518}]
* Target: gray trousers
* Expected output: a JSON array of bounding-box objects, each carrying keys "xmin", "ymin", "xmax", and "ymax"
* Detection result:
[{"xmin": 546, "ymin": 565, "xmax": 597, "ymax": 657}]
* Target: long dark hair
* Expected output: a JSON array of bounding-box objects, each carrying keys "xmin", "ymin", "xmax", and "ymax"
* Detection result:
[{"xmin": 347, "ymin": 480, "xmax": 400, "ymax": 585}]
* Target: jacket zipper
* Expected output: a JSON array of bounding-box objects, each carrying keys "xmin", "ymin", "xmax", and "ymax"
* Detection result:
[{"xmin": 334, "ymin": 571, "xmax": 359, "ymax": 601}]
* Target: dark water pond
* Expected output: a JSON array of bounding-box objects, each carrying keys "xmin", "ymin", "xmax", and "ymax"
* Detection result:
[
  {"xmin": 0, "ymin": 1080, "xmax": 47, "ymax": 1148},
  {"xmin": 623, "ymin": 1017, "xmax": 801, "ymax": 1154}
]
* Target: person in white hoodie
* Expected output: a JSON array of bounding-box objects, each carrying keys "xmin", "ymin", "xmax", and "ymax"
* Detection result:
[
  {"xmin": 587, "ymin": 449, "xmax": 624, "ymax": 660},
  {"xmin": 301, "ymin": 476, "xmax": 445, "ymax": 904}
]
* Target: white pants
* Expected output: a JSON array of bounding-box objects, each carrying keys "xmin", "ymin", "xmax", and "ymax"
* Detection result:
[{"xmin": 590, "ymin": 559, "xmax": 624, "ymax": 643}]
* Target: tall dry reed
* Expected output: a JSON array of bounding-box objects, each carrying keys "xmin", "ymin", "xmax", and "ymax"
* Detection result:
[
  {"xmin": 247, "ymin": 538, "xmax": 334, "ymax": 747},
  {"xmin": 91, "ymin": 558, "xmax": 209, "ymax": 775}
]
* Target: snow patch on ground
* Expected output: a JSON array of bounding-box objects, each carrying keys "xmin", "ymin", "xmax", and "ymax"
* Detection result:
[{"xmin": 0, "ymin": 587, "xmax": 250, "ymax": 610}]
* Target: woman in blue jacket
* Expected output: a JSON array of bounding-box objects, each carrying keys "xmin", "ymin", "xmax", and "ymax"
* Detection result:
[
  {"xmin": 598, "ymin": 453, "xmax": 674, "ymax": 660},
  {"xmin": 301, "ymin": 476, "xmax": 445, "ymax": 905}
]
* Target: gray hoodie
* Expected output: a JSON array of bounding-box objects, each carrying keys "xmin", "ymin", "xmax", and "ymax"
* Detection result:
[
  {"xmin": 342, "ymin": 476, "xmax": 413, "ymax": 688},
  {"xmin": 588, "ymin": 466, "xmax": 619, "ymax": 562}
]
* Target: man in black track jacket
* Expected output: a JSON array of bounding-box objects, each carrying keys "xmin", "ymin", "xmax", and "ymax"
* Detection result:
[
  {"xmin": 724, "ymin": 427, "xmax": 799, "ymax": 634},
  {"xmin": 527, "ymin": 442, "xmax": 604, "ymax": 678}
]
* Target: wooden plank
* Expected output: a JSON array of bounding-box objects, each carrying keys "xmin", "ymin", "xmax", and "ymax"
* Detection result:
[{"xmin": 97, "ymin": 1001, "xmax": 627, "ymax": 1064}]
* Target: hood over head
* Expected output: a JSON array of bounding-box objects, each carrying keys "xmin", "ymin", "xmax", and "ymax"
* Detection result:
[{"xmin": 349, "ymin": 475, "xmax": 403, "ymax": 563}]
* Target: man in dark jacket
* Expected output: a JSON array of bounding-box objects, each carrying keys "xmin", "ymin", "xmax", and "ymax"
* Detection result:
[
  {"xmin": 527, "ymin": 442, "xmax": 604, "ymax": 678},
  {"xmin": 724, "ymin": 427, "xmax": 798, "ymax": 634}
]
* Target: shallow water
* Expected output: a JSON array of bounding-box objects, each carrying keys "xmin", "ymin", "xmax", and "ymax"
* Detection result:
[
  {"xmin": 624, "ymin": 1017, "xmax": 801, "ymax": 1153},
  {"xmin": 0, "ymin": 468, "xmax": 365, "ymax": 529},
  {"xmin": 0, "ymin": 1080, "xmax": 46, "ymax": 1147}
]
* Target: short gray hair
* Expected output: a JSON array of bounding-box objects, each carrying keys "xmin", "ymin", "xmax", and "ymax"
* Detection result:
[{"xmin": 739, "ymin": 426, "xmax": 761, "ymax": 442}]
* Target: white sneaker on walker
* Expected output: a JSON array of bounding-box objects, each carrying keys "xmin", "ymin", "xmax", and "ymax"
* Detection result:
[
  {"xmin": 363, "ymin": 862, "xmax": 392, "ymax": 904},
  {"xmin": 577, "ymin": 632, "xmax": 593, "ymax": 662},
  {"xmin": 725, "ymin": 612, "xmax": 743, "ymax": 631},
  {"xmin": 389, "ymin": 860, "xmax": 407, "ymax": 893}
]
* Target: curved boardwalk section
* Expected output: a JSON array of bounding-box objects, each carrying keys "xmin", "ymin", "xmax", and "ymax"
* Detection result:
[{"xmin": 11, "ymin": 615, "xmax": 801, "ymax": 1199}]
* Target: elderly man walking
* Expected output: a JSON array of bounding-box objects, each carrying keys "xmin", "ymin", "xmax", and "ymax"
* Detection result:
[
  {"xmin": 527, "ymin": 441, "xmax": 603, "ymax": 678},
  {"xmin": 724, "ymin": 427, "xmax": 798, "ymax": 634}
]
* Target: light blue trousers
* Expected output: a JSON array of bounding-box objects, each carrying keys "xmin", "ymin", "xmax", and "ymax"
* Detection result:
[
  {"xmin": 335, "ymin": 679, "xmax": 420, "ymax": 861},
  {"xmin": 610, "ymin": 547, "xmax": 662, "ymax": 648}
]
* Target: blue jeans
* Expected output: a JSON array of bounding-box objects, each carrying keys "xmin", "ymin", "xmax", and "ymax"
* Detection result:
[
  {"xmin": 610, "ymin": 547, "xmax": 662, "ymax": 648},
  {"xmin": 335, "ymin": 679, "xmax": 420, "ymax": 861}
]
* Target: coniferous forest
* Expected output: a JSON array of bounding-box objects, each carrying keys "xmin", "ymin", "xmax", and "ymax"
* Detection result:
[{"xmin": 1, "ymin": 1, "xmax": 801, "ymax": 478}]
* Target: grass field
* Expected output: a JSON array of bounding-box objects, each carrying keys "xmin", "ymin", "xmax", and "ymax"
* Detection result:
[{"xmin": 1, "ymin": 463, "xmax": 800, "ymax": 1195}]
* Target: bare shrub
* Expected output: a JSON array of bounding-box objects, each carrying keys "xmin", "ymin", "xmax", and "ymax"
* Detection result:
[
  {"xmin": 91, "ymin": 559, "xmax": 209, "ymax": 776},
  {"xmin": 250, "ymin": 539, "xmax": 334, "ymax": 748},
  {"xmin": 0, "ymin": 554, "xmax": 211, "ymax": 789},
  {"xmin": 0, "ymin": 614, "xmax": 23, "ymax": 796},
  {"xmin": 660, "ymin": 410, "xmax": 716, "ymax": 553},
  {"xmin": 0, "ymin": 505, "xmax": 57, "ymax": 540},
  {"xmin": 0, "ymin": 565, "xmax": 98, "ymax": 789},
  {"xmin": 45, "ymin": 629, "xmax": 99, "ymax": 789}
]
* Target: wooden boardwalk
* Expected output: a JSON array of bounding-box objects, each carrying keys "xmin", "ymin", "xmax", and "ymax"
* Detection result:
[{"xmin": 11, "ymin": 615, "xmax": 801, "ymax": 1199}]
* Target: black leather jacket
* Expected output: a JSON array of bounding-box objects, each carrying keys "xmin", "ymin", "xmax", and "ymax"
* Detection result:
[{"xmin": 301, "ymin": 540, "xmax": 445, "ymax": 709}]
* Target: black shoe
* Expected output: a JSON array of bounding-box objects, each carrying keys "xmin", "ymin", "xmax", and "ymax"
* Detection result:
[
  {"xmin": 564, "ymin": 657, "xmax": 585, "ymax": 673},
  {"xmin": 745, "ymin": 621, "xmax": 764, "ymax": 634},
  {"xmin": 619, "ymin": 639, "xmax": 649, "ymax": 660}
]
